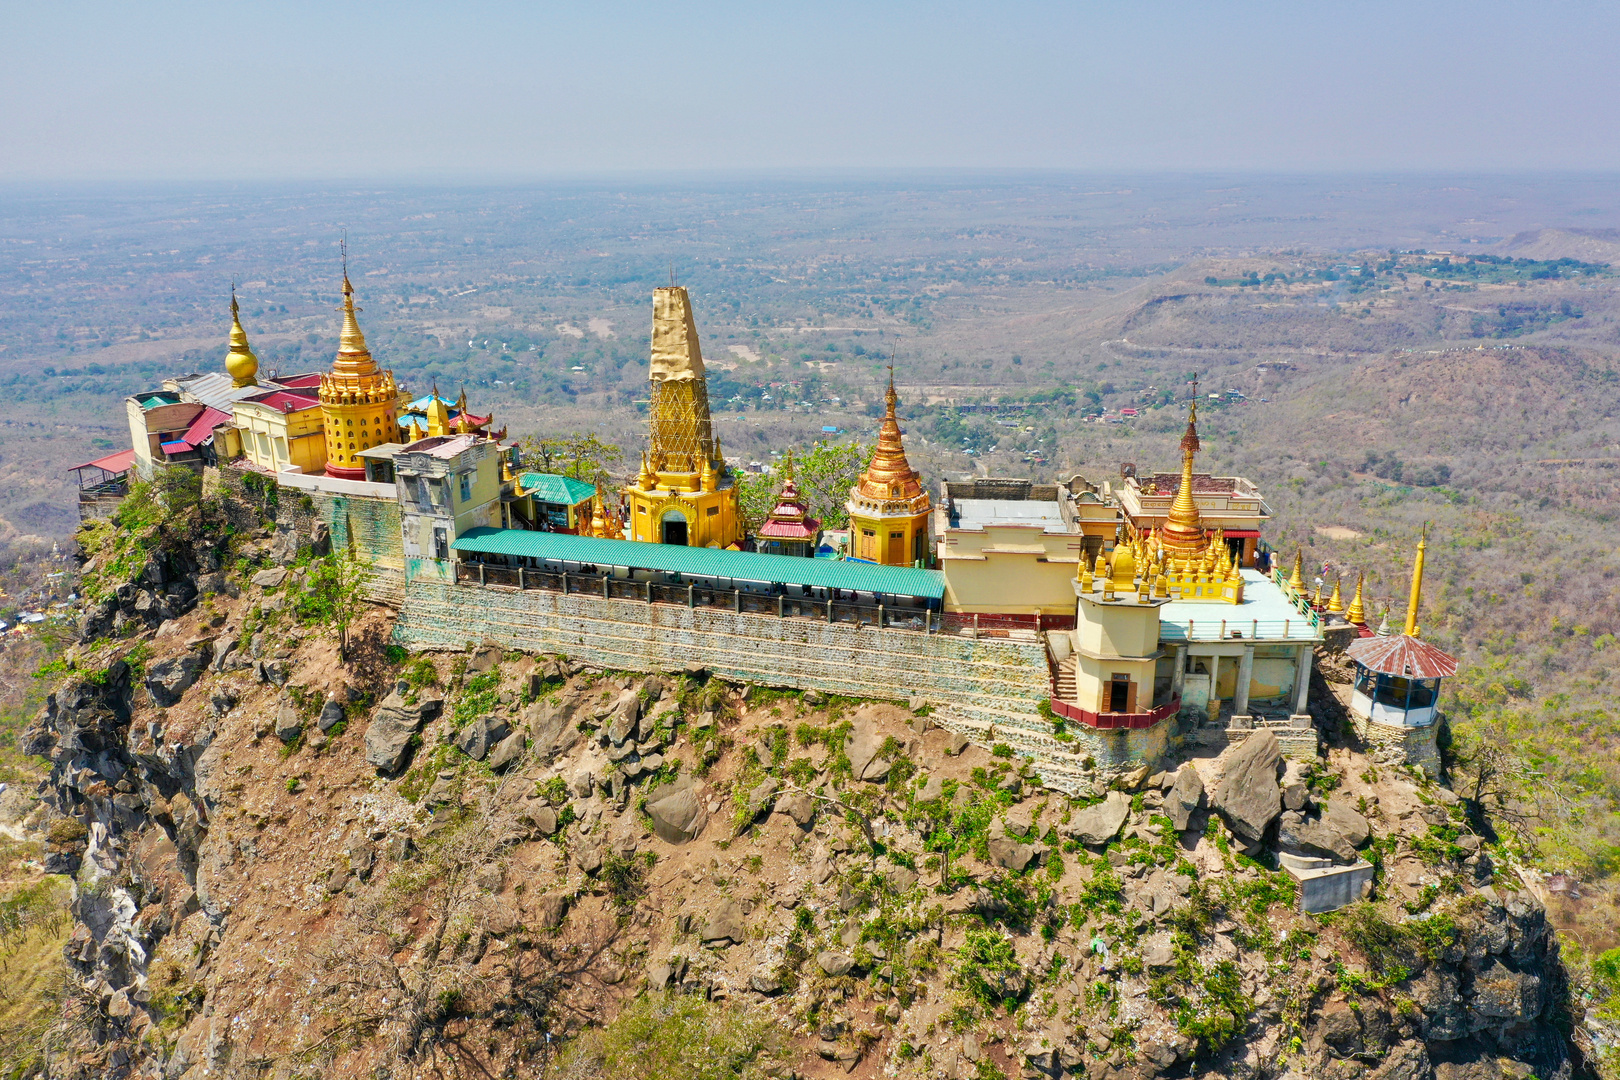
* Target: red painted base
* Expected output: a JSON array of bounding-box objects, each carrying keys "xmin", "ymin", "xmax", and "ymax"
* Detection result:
[{"xmin": 324, "ymin": 464, "xmax": 366, "ymax": 480}]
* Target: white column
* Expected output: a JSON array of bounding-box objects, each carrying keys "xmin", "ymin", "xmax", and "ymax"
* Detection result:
[
  {"xmin": 1234, "ymin": 645, "xmax": 1254, "ymax": 716},
  {"xmin": 1293, "ymin": 643, "xmax": 1313, "ymax": 715}
]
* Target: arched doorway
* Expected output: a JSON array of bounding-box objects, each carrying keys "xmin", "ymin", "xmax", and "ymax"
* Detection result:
[{"xmin": 661, "ymin": 510, "xmax": 688, "ymax": 546}]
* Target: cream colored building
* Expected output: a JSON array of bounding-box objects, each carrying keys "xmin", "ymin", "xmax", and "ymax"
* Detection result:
[
  {"xmin": 394, "ymin": 435, "xmax": 516, "ymax": 562},
  {"xmin": 231, "ymin": 389, "xmax": 327, "ymax": 475},
  {"xmin": 935, "ymin": 477, "xmax": 1120, "ymax": 616}
]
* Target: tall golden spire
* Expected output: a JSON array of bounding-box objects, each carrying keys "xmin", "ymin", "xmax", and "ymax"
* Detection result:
[
  {"xmin": 334, "ymin": 267, "xmax": 377, "ymax": 377},
  {"xmin": 855, "ymin": 367, "xmax": 925, "ymax": 501},
  {"xmin": 1326, "ymin": 576, "xmax": 1344, "ymax": 615},
  {"xmin": 1288, "ymin": 550, "xmax": 1304, "ymax": 593},
  {"xmin": 224, "ymin": 285, "xmax": 259, "ymax": 388},
  {"xmin": 1347, "ymin": 572, "xmax": 1367, "ymax": 625},
  {"xmin": 1158, "ymin": 381, "xmax": 1207, "ymax": 557},
  {"xmin": 646, "ymin": 285, "xmax": 717, "ymax": 476},
  {"xmin": 1404, "ymin": 523, "xmax": 1428, "ymax": 637}
]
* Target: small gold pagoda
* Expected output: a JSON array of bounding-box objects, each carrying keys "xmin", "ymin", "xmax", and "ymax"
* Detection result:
[
  {"xmin": 622, "ymin": 286, "xmax": 741, "ymax": 548},
  {"xmin": 1158, "ymin": 394, "xmax": 1209, "ymax": 559},
  {"xmin": 319, "ymin": 265, "xmax": 402, "ymax": 479},
  {"xmin": 846, "ymin": 371, "xmax": 931, "ymax": 566}
]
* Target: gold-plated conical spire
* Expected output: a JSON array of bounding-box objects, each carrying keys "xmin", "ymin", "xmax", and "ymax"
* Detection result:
[
  {"xmin": 334, "ymin": 273, "xmax": 375, "ymax": 374},
  {"xmin": 1405, "ymin": 523, "xmax": 1428, "ymax": 637},
  {"xmin": 224, "ymin": 286, "xmax": 259, "ymax": 388},
  {"xmin": 1288, "ymin": 550, "xmax": 1304, "ymax": 594},
  {"xmin": 1347, "ymin": 573, "xmax": 1367, "ymax": 625},
  {"xmin": 1326, "ymin": 577, "xmax": 1344, "ymax": 614},
  {"xmin": 855, "ymin": 369, "xmax": 924, "ymax": 501},
  {"xmin": 1159, "ymin": 388, "xmax": 1208, "ymax": 557}
]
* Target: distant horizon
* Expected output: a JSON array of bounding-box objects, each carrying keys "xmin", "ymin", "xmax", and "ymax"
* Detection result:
[
  {"xmin": 5, "ymin": 3, "xmax": 1619, "ymax": 180},
  {"xmin": 7, "ymin": 167, "xmax": 1620, "ymax": 192}
]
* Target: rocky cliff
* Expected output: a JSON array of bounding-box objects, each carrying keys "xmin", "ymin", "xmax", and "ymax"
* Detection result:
[{"xmin": 17, "ymin": 538, "xmax": 1589, "ymax": 1080}]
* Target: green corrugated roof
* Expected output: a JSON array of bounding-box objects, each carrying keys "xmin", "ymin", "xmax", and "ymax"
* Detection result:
[
  {"xmin": 451, "ymin": 526, "xmax": 945, "ymax": 599},
  {"xmin": 519, "ymin": 473, "xmax": 597, "ymax": 506}
]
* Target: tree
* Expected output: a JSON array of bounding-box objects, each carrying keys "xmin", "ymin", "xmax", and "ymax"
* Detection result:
[
  {"xmin": 296, "ymin": 537, "xmax": 375, "ymax": 660},
  {"xmin": 517, "ymin": 431, "xmax": 623, "ymax": 492},
  {"xmin": 793, "ymin": 441, "xmax": 869, "ymax": 530}
]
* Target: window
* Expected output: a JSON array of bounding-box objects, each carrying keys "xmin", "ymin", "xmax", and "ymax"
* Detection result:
[
  {"xmin": 459, "ymin": 472, "xmax": 472, "ymax": 502},
  {"xmin": 707, "ymin": 506, "xmax": 718, "ymax": 516},
  {"xmin": 890, "ymin": 531, "xmax": 903, "ymax": 540},
  {"xmin": 433, "ymin": 526, "xmax": 449, "ymax": 560}
]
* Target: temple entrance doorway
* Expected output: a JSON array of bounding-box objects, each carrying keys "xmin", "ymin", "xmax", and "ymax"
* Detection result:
[{"xmin": 661, "ymin": 511, "xmax": 688, "ymax": 546}]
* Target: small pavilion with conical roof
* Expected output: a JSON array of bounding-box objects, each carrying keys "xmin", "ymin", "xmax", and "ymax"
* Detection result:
[{"xmin": 756, "ymin": 454, "xmax": 821, "ymax": 558}]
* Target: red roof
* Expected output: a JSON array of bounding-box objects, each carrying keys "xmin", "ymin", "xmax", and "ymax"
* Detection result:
[
  {"xmin": 182, "ymin": 406, "xmax": 233, "ymax": 447},
  {"xmin": 1346, "ymin": 634, "xmax": 1458, "ymax": 678},
  {"xmin": 275, "ymin": 372, "xmax": 323, "ymax": 389},
  {"xmin": 71, "ymin": 448, "xmax": 136, "ymax": 474},
  {"xmin": 758, "ymin": 519, "xmax": 819, "ymax": 540},
  {"xmin": 246, "ymin": 390, "xmax": 321, "ymax": 413}
]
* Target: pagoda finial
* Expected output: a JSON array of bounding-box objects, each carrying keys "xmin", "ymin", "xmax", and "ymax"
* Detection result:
[
  {"xmin": 1288, "ymin": 550, "xmax": 1304, "ymax": 594},
  {"xmin": 1404, "ymin": 523, "xmax": 1429, "ymax": 637},
  {"xmin": 225, "ymin": 282, "xmax": 259, "ymax": 388},
  {"xmin": 1159, "ymin": 376, "xmax": 1207, "ymax": 558},
  {"xmin": 1326, "ymin": 576, "xmax": 1344, "ymax": 615},
  {"xmin": 335, "ymin": 241, "xmax": 372, "ymax": 364},
  {"xmin": 1347, "ymin": 572, "xmax": 1367, "ymax": 625},
  {"xmin": 1376, "ymin": 609, "xmax": 1393, "ymax": 637}
]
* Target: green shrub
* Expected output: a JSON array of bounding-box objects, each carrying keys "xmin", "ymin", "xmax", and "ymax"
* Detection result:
[
  {"xmin": 955, "ymin": 926, "xmax": 1024, "ymax": 1008},
  {"xmin": 555, "ymin": 992, "xmax": 786, "ymax": 1080}
]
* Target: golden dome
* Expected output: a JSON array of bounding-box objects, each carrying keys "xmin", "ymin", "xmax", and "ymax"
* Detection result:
[
  {"xmin": 855, "ymin": 372, "xmax": 925, "ymax": 502},
  {"xmin": 224, "ymin": 289, "xmax": 259, "ymax": 388}
]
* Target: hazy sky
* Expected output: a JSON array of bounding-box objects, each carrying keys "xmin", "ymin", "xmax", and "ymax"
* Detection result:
[{"xmin": 4, "ymin": 1, "xmax": 1618, "ymax": 180}]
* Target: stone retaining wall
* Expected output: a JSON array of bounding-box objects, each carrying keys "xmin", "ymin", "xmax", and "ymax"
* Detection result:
[
  {"xmin": 1354, "ymin": 713, "xmax": 1444, "ymax": 778},
  {"xmin": 392, "ymin": 578, "xmax": 1053, "ymax": 735}
]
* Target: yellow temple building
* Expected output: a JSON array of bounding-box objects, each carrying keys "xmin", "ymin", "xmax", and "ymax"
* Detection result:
[
  {"xmin": 622, "ymin": 286, "xmax": 742, "ymax": 548},
  {"xmin": 320, "ymin": 270, "xmax": 404, "ymax": 480},
  {"xmin": 847, "ymin": 372, "xmax": 931, "ymax": 567}
]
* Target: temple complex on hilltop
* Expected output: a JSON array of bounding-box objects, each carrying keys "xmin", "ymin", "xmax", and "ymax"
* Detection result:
[
  {"xmin": 621, "ymin": 286, "xmax": 742, "ymax": 549},
  {"xmin": 69, "ymin": 272, "xmax": 1455, "ymax": 795}
]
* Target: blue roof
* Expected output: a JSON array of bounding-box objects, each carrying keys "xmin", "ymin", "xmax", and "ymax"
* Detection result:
[
  {"xmin": 451, "ymin": 526, "xmax": 945, "ymax": 599},
  {"xmin": 519, "ymin": 473, "xmax": 596, "ymax": 506}
]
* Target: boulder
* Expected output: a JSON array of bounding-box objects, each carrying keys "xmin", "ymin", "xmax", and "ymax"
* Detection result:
[
  {"xmin": 987, "ymin": 837, "xmax": 1040, "ymax": 872},
  {"xmin": 776, "ymin": 791, "xmax": 814, "ymax": 828},
  {"xmin": 702, "ymin": 900, "xmax": 746, "ymax": 944},
  {"xmin": 1210, "ymin": 728, "xmax": 1283, "ymax": 843},
  {"xmin": 467, "ymin": 644, "xmax": 503, "ymax": 672},
  {"xmin": 274, "ymin": 700, "xmax": 303, "ymax": 743},
  {"xmin": 917, "ymin": 774, "xmax": 945, "ymax": 803},
  {"xmin": 1320, "ymin": 800, "xmax": 1372, "ymax": 848},
  {"xmin": 532, "ymin": 892, "xmax": 569, "ymax": 929},
  {"xmin": 364, "ymin": 691, "xmax": 443, "ymax": 773},
  {"xmin": 646, "ymin": 779, "xmax": 708, "ymax": 844},
  {"xmin": 486, "ymin": 729, "xmax": 527, "ymax": 772},
  {"xmin": 250, "ymin": 567, "xmax": 288, "ymax": 589},
  {"xmin": 749, "ymin": 970, "xmax": 782, "ymax": 994},
  {"xmin": 845, "ymin": 721, "xmax": 893, "ymax": 782},
  {"xmin": 209, "ymin": 687, "xmax": 238, "ymax": 718},
  {"xmin": 317, "ymin": 700, "xmax": 346, "ymax": 733},
  {"xmin": 1164, "ymin": 765, "xmax": 1205, "ymax": 832},
  {"xmin": 1282, "ymin": 781, "xmax": 1310, "ymax": 813},
  {"xmin": 1063, "ymin": 790, "xmax": 1131, "ymax": 846},
  {"xmin": 458, "ymin": 715, "xmax": 511, "ymax": 761},
  {"xmin": 604, "ymin": 689, "xmax": 641, "ymax": 746},
  {"xmin": 1278, "ymin": 810, "xmax": 1356, "ymax": 863},
  {"xmin": 522, "ymin": 803, "xmax": 559, "ymax": 837},
  {"xmin": 817, "ymin": 950, "xmax": 855, "ymax": 977},
  {"xmin": 523, "ymin": 693, "xmax": 584, "ymax": 760},
  {"xmin": 144, "ymin": 651, "xmax": 207, "ymax": 707}
]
